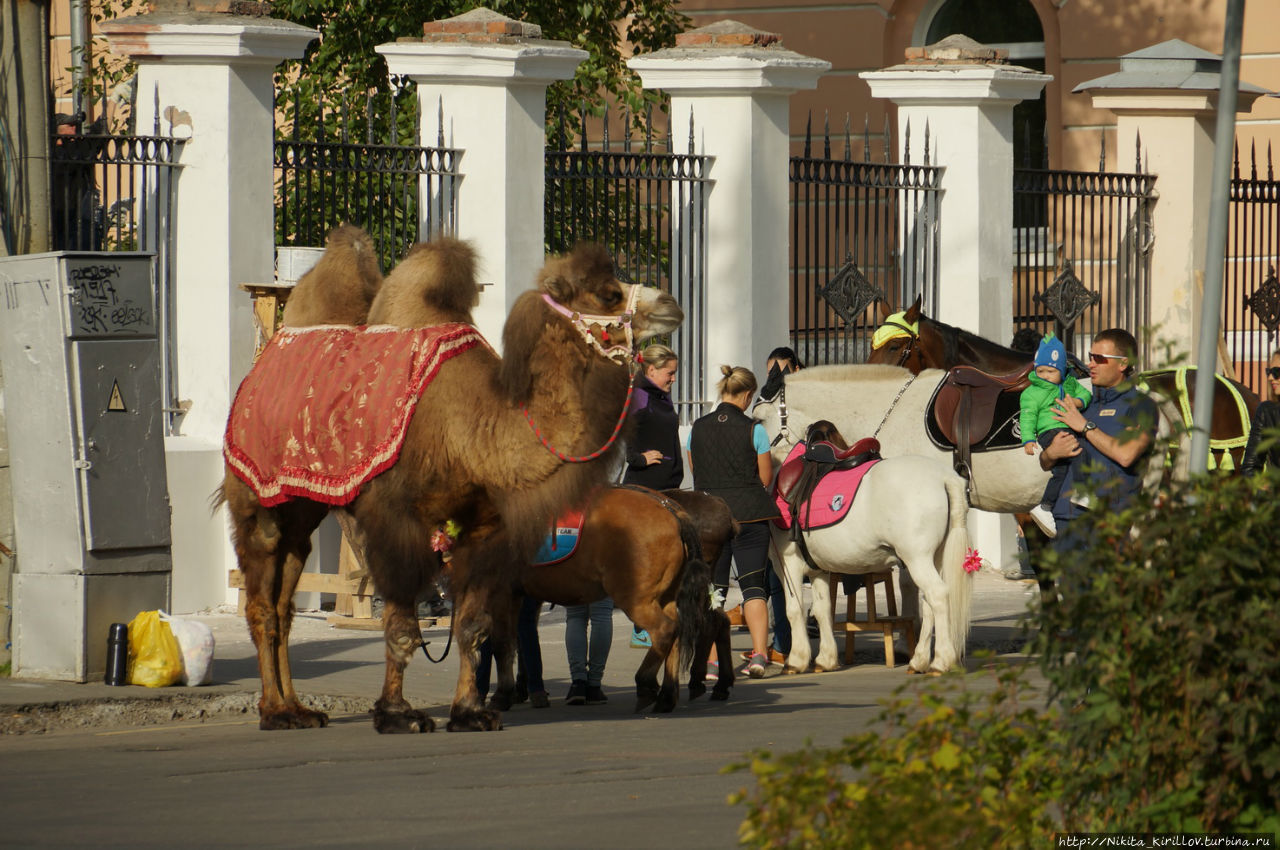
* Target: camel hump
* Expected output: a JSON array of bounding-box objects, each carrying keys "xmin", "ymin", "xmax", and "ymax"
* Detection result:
[
  {"xmin": 368, "ymin": 236, "xmax": 481, "ymax": 327},
  {"xmin": 283, "ymin": 223, "xmax": 383, "ymax": 327}
]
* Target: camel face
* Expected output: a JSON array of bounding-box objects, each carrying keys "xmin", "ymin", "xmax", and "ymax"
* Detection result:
[{"xmin": 630, "ymin": 283, "xmax": 683, "ymax": 341}]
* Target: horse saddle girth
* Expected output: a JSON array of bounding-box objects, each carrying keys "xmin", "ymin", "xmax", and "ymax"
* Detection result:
[
  {"xmin": 931, "ymin": 364, "xmax": 1031, "ymax": 448},
  {"xmin": 772, "ymin": 439, "xmax": 881, "ymax": 531}
]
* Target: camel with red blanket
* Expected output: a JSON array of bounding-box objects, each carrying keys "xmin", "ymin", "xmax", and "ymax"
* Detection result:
[{"xmin": 219, "ymin": 230, "xmax": 682, "ymax": 733}]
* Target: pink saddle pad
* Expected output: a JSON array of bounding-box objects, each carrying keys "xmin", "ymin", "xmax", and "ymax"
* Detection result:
[{"xmin": 772, "ymin": 442, "xmax": 879, "ymax": 531}]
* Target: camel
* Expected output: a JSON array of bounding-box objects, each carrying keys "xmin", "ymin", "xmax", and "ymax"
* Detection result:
[
  {"xmin": 281, "ymin": 223, "xmax": 383, "ymax": 327},
  {"xmin": 220, "ymin": 229, "xmax": 683, "ymax": 733}
]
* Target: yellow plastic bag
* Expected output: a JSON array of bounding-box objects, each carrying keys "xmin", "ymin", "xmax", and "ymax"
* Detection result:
[{"xmin": 127, "ymin": 610, "xmax": 184, "ymax": 687}]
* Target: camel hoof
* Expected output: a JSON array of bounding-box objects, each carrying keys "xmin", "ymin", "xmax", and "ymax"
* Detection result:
[
  {"xmin": 446, "ymin": 707, "xmax": 503, "ymax": 732},
  {"xmin": 372, "ymin": 708, "xmax": 436, "ymax": 734},
  {"xmin": 258, "ymin": 708, "xmax": 329, "ymax": 731},
  {"xmin": 688, "ymin": 681, "xmax": 707, "ymax": 701}
]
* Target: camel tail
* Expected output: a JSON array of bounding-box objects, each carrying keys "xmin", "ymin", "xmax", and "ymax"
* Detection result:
[{"xmin": 940, "ymin": 474, "xmax": 973, "ymax": 657}]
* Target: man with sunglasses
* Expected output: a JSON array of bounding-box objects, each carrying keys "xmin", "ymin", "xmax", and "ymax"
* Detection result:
[{"xmin": 1037, "ymin": 329, "xmax": 1159, "ymax": 573}]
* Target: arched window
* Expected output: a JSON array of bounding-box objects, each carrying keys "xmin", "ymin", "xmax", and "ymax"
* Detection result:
[{"xmin": 921, "ymin": 0, "xmax": 1047, "ymax": 169}]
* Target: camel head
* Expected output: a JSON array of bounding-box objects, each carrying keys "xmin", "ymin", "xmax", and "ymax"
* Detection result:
[{"xmin": 500, "ymin": 243, "xmax": 683, "ymax": 401}]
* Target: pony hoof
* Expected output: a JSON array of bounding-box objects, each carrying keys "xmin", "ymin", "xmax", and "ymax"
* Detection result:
[
  {"xmin": 446, "ymin": 707, "xmax": 503, "ymax": 732},
  {"xmin": 488, "ymin": 691, "xmax": 514, "ymax": 712},
  {"xmin": 634, "ymin": 688, "xmax": 658, "ymax": 713},
  {"xmin": 688, "ymin": 681, "xmax": 707, "ymax": 701},
  {"xmin": 654, "ymin": 694, "xmax": 677, "ymax": 714},
  {"xmin": 372, "ymin": 708, "xmax": 436, "ymax": 734},
  {"xmin": 258, "ymin": 708, "xmax": 329, "ymax": 731},
  {"xmin": 813, "ymin": 664, "xmax": 836, "ymax": 674},
  {"xmin": 783, "ymin": 666, "xmax": 804, "ymax": 676},
  {"xmin": 710, "ymin": 687, "xmax": 730, "ymax": 701}
]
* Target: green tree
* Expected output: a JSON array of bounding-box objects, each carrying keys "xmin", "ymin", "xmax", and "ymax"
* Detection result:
[{"xmin": 269, "ymin": 0, "xmax": 688, "ymax": 141}]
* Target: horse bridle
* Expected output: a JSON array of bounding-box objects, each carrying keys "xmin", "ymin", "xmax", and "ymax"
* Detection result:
[{"xmin": 877, "ymin": 319, "xmax": 921, "ymax": 369}]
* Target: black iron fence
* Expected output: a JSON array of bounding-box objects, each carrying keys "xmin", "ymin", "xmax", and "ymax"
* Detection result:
[
  {"xmin": 274, "ymin": 89, "xmax": 460, "ymax": 273},
  {"xmin": 789, "ymin": 115, "xmax": 942, "ymax": 365},
  {"xmin": 1224, "ymin": 141, "xmax": 1280, "ymax": 397},
  {"xmin": 1013, "ymin": 136, "xmax": 1155, "ymax": 363},
  {"xmin": 545, "ymin": 109, "xmax": 710, "ymax": 422},
  {"xmin": 49, "ymin": 131, "xmax": 185, "ymax": 432}
]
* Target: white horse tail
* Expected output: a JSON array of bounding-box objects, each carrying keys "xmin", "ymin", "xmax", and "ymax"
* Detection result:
[{"xmin": 940, "ymin": 474, "xmax": 973, "ymax": 657}]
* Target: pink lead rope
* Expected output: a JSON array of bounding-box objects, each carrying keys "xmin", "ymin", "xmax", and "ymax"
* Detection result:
[{"xmin": 520, "ymin": 373, "xmax": 637, "ymax": 463}]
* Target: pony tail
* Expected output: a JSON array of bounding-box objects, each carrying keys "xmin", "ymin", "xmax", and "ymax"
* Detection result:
[{"xmin": 940, "ymin": 474, "xmax": 972, "ymax": 657}]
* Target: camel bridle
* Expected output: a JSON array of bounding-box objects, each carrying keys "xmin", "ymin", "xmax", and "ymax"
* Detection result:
[
  {"xmin": 540, "ymin": 281, "xmax": 641, "ymax": 367},
  {"xmin": 522, "ymin": 282, "xmax": 645, "ymax": 464}
]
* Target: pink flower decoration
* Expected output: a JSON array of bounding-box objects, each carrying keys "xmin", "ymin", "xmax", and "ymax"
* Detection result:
[
  {"xmin": 963, "ymin": 547, "xmax": 983, "ymax": 574},
  {"xmin": 430, "ymin": 528, "xmax": 455, "ymax": 553}
]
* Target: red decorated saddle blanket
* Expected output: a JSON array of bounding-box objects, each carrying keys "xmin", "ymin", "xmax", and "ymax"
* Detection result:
[
  {"xmin": 532, "ymin": 508, "xmax": 587, "ymax": 566},
  {"xmin": 772, "ymin": 442, "xmax": 880, "ymax": 531},
  {"xmin": 224, "ymin": 323, "xmax": 485, "ymax": 507}
]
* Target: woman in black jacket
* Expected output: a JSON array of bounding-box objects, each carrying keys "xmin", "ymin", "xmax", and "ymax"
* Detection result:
[
  {"xmin": 1242, "ymin": 350, "xmax": 1280, "ymax": 477},
  {"xmin": 623, "ymin": 344, "xmax": 683, "ymax": 648}
]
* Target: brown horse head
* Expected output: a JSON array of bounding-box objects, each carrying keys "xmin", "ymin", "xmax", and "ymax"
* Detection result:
[
  {"xmin": 282, "ymin": 223, "xmax": 383, "ymax": 327},
  {"xmin": 866, "ymin": 294, "xmax": 936, "ymax": 372},
  {"xmin": 500, "ymin": 243, "xmax": 683, "ymax": 402},
  {"xmin": 367, "ymin": 237, "xmax": 481, "ymax": 327}
]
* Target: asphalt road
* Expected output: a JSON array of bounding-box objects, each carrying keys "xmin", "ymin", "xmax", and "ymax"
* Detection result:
[{"xmin": 0, "ymin": 572, "xmax": 1042, "ymax": 849}]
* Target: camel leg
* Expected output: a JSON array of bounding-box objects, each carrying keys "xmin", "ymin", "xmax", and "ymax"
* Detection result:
[
  {"xmin": 447, "ymin": 584, "xmax": 503, "ymax": 732},
  {"xmin": 371, "ymin": 595, "xmax": 436, "ymax": 733},
  {"xmin": 235, "ymin": 502, "xmax": 328, "ymax": 730}
]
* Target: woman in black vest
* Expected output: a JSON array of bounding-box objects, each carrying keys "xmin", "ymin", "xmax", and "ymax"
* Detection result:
[
  {"xmin": 623, "ymin": 343, "xmax": 684, "ymax": 649},
  {"xmin": 687, "ymin": 365, "xmax": 781, "ymax": 678}
]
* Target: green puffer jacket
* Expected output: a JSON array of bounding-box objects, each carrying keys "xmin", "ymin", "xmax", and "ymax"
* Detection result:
[{"xmin": 1019, "ymin": 373, "xmax": 1091, "ymax": 443}]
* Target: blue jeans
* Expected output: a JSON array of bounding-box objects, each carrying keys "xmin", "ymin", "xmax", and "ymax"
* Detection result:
[
  {"xmin": 565, "ymin": 597, "xmax": 613, "ymax": 686},
  {"xmin": 475, "ymin": 596, "xmax": 545, "ymax": 696},
  {"xmin": 767, "ymin": 564, "xmax": 791, "ymax": 654}
]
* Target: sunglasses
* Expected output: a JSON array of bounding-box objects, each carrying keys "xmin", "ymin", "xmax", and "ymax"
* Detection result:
[
  {"xmin": 1267, "ymin": 366, "xmax": 1280, "ymax": 380},
  {"xmin": 1088, "ymin": 352, "xmax": 1127, "ymax": 365}
]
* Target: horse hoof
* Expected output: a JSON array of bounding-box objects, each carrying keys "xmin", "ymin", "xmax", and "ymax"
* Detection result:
[
  {"xmin": 372, "ymin": 708, "xmax": 436, "ymax": 734},
  {"xmin": 258, "ymin": 708, "xmax": 329, "ymax": 731},
  {"xmin": 654, "ymin": 694, "xmax": 677, "ymax": 714},
  {"xmin": 710, "ymin": 686, "xmax": 730, "ymax": 701},
  {"xmin": 488, "ymin": 691, "xmax": 514, "ymax": 712},
  {"xmin": 446, "ymin": 707, "xmax": 503, "ymax": 732},
  {"xmin": 688, "ymin": 681, "xmax": 707, "ymax": 701}
]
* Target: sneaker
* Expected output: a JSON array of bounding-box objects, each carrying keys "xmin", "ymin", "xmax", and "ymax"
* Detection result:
[
  {"xmin": 565, "ymin": 680, "xmax": 587, "ymax": 705},
  {"xmin": 1029, "ymin": 504, "xmax": 1058, "ymax": 538},
  {"xmin": 747, "ymin": 653, "xmax": 768, "ymax": 679},
  {"xmin": 586, "ymin": 685, "xmax": 608, "ymax": 705},
  {"xmin": 530, "ymin": 691, "xmax": 550, "ymax": 709},
  {"xmin": 704, "ymin": 661, "xmax": 719, "ymax": 683},
  {"xmin": 630, "ymin": 629, "xmax": 652, "ymax": 649},
  {"xmin": 741, "ymin": 649, "xmax": 788, "ymax": 665}
]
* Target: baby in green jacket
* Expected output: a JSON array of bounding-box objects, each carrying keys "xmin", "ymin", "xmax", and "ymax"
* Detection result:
[{"xmin": 1021, "ymin": 333, "xmax": 1091, "ymax": 537}]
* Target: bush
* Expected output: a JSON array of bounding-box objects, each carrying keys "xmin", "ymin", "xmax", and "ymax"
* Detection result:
[
  {"xmin": 730, "ymin": 470, "xmax": 1280, "ymax": 844},
  {"xmin": 729, "ymin": 663, "xmax": 1066, "ymax": 850},
  {"xmin": 1033, "ymin": 471, "xmax": 1280, "ymax": 833}
]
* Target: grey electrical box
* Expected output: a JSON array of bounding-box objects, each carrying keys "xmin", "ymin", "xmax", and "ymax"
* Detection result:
[{"xmin": 0, "ymin": 252, "xmax": 171, "ymax": 681}]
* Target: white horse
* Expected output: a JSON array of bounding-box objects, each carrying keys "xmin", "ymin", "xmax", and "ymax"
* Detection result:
[
  {"xmin": 770, "ymin": 453, "xmax": 973, "ymax": 674},
  {"xmin": 753, "ymin": 364, "xmax": 1050, "ymax": 512}
]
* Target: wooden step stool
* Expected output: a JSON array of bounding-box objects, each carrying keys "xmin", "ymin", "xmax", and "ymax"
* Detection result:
[{"xmin": 832, "ymin": 571, "xmax": 917, "ymax": 667}]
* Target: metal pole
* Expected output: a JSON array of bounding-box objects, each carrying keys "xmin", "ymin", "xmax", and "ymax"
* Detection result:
[{"xmin": 1189, "ymin": 0, "xmax": 1246, "ymax": 476}]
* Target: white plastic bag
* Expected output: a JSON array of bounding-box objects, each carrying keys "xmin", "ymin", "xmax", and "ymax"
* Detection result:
[{"xmin": 159, "ymin": 611, "xmax": 215, "ymax": 686}]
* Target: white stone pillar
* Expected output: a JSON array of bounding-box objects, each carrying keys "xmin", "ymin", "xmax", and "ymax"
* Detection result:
[
  {"xmin": 377, "ymin": 10, "xmax": 585, "ymax": 344},
  {"xmin": 103, "ymin": 9, "xmax": 316, "ymax": 611},
  {"xmin": 630, "ymin": 22, "xmax": 828, "ymax": 394},
  {"xmin": 1075, "ymin": 41, "xmax": 1265, "ymax": 366},
  {"xmin": 863, "ymin": 37, "xmax": 1047, "ymax": 581},
  {"xmin": 862, "ymin": 36, "xmax": 1048, "ymax": 344}
]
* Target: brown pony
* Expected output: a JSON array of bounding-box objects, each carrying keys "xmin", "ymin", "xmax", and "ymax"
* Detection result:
[
  {"xmin": 867, "ymin": 296, "xmax": 1261, "ymax": 468},
  {"xmin": 219, "ymin": 231, "xmax": 683, "ymax": 733},
  {"xmin": 481, "ymin": 487, "xmax": 737, "ymax": 715}
]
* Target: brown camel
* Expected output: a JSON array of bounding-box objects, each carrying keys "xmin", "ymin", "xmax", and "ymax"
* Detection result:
[
  {"xmin": 220, "ymin": 231, "xmax": 683, "ymax": 733},
  {"xmin": 281, "ymin": 223, "xmax": 383, "ymax": 327}
]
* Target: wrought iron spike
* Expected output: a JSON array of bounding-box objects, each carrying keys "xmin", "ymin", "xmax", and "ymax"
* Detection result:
[
  {"xmin": 437, "ymin": 96, "xmax": 444, "ymax": 148},
  {"xmin": 862, "ymin": 114, "xmax": 870, "ymax": 163},
  {"xmin": 1270, "ymin": 141, "xmax": 1274, "ymax": 182},
  {"xmin": 803, "ymin": 111, "xmax": 813, "ymax": 158},
  {"xmin": 622, "ymin": 108, "xmax": 632, "ymax": 153},
  {"xmin": 1098, "ymin": 131, "xmax": 1105, "ymax": 173},
  {"xmin": 1250, "ymin": 139, "xmax": 1258, "ymax": 181},
  {"xmin": 645, "ymin": 102, "xmax": 654, "ymax": 154},
  {"xmin": 819, "ymin": 255, "xmax": 884, "ymax": 325},
  {"xmin": 843, "ymin": 113, "xmax": 852, "ymax": 162},
  {"xmin": 688, "ymin": 106, "xmax": 695, "ymax": 155},
  {"xmin": 1134, "ymin": 130, "xmax": 1141, "ymax": 173},
  {"xmin": 823, "ymin": 111, "xmax": 831, "ymax": 160},
  {"xmin": 883, "ymin": 115, "xmax": 891, "ymax": 163},
  {"xmin": 924, "ymin": 119, "xmax": 931, "ymax": 167},
  {"xmin": 1034, "ymin": 258, "xmax": 1100, "ymax": 330},
  {"xmin": 903, "ymin": 119, "xmax": 911, "ymax": 166},
  {"xmin": 1233, "ymin": 138, "xmax": 1240, "ymax": 181},
  {"xmin": 602, "ymin": 104, "xmax": 610, "ymax": 151}
]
